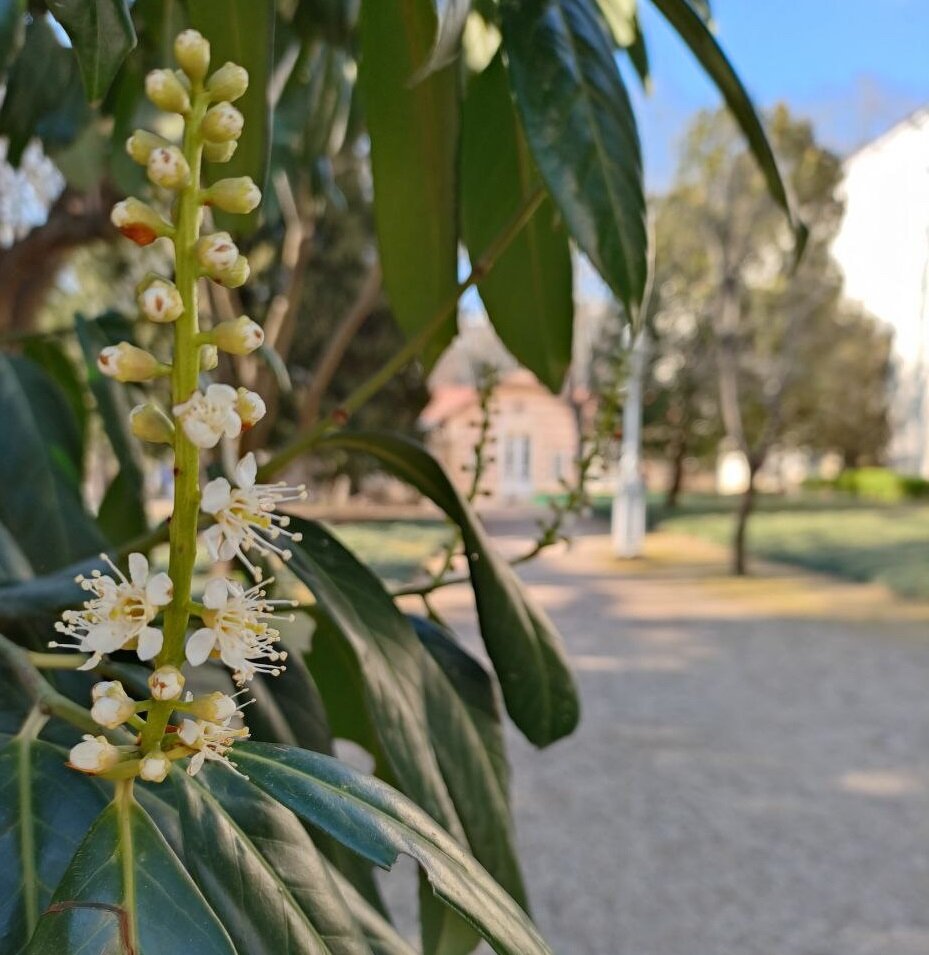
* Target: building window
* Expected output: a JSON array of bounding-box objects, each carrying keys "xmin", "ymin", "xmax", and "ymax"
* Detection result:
[
  {"xmin": 552, "ymin": 451, "xmax": 568, "ymax": 481},
  {"xmin": 503, "ymin": 434, "xmax": 532, "ymax": 481}
]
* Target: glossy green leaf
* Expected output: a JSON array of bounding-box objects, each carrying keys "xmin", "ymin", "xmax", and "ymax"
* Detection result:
[
  {"xmin": 0, "ymin": 0, "xmax": 25, "ymax": 75},
  {"xmin": 294, "ymin": 0, "xmax": 360, "ymax": 47},
  {"xmin": 0, "ymin": 560, "xmax": 97, "ymax": 629},
  {"xmin": 75, "ymin": 315, "xmax": 148, "ymax": 544},
  {"xmin": 326, "ymin": 865, "xmax": 416, "ymax": 955},
  {"xmin": 46, "ymin": 0, "xmax": 136, "ymax": 101},
  {"xmin": 360, "ymin": 0, "xmax": 459, "ymax": 364},
  {"xmin": 500, "ymin": 0, "xmax": 647, "ymax": 316},
  {"xmin": 189, "ymin": 0, "xmax": 274, "ymax": 235},
  {"xmin": 317, "ymin": 432, "xmax": 579, "ymax": 747},
  {"xmin": 234, "ymin": 743, "xmax": 554, "ymax": 955},
  {"xmin": 176, "ymin": 768, "xmax": 373, "ymax": 955},
  {"xmin": 0, "ymin": 736, "xmax": 109, "ymax": 951},
  {"xmin": 22, "ymin": 339, "xmax": 88, "ymax": 455},
  {"xmin": 419, "ymin": 871, "xmax": 479, "ymax": 955},
  {"xmin": 288, "ymin": 519, "xmax": 463, "ymax": 839},
  {"xmin": 461, "ymin": 53, "xmax": 573, "ymax": 391},
  {"xmin": 26, "ymin": 798, "xmax": 235, "ymax": 955},
  {"xmin": 647, "ymin": 0, "xmax": 805, "ymax": 249},
  {"xmin": 0, "ymin": 18, "xmax": 84, "ymax": 165},
  {"xmin": 0, "ymin": 355, "xmax": 106, "ymax": 573}
]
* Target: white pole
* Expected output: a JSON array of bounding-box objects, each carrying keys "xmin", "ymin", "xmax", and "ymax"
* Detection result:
[{"xmin": 612, "ymin": 331, "xmax": 650, "ymax": 558}]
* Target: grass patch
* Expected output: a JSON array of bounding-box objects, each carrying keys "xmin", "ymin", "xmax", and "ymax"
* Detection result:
[
  {"xmin": 654, "ymin": 495, "xmax": 929, "ymax": 599},
  {"xmin": 325, "ymin": 519, "xmax": 452, "ymax": 585}
]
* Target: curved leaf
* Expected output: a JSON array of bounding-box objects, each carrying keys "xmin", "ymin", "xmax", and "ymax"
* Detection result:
[
  {"xmin": 461, "ymin": 53, "xmax": 573, "ymax": 391},
  {"xmin": 26, "ymin": 798, "xmax": 235, "ymax": 955},
  {"xmin": 325, "ymin": 865, "xmax": 417, "ymax": 955},
  {"xmin": 317, "ymin": 432, "xmax": 579, "ymax": 747},
  {"xmin": 46, "ymin": 0, "xmax": 136, "ymax": 101},
  {"xmin": 360, "ymin": 0, "xmax": 459, "ymax": 364},
  {"xmin": 175, "ymin": 767, "xmax": 373, "ymax": 955},
  {"xmin": 413, "ymin": 0, "xmax": 471, "ymax": 80},
  {"xmin": 501, "ymin": 0, "xmax": 647, "ymax": 316},
  {"xmin": 0, "ymin": 0, "xmax": 25, "ymax": 73},
  {"xmin": 234, "ymin": 743, "xmax": 554, "ymax": 955},
  {"xmin": 0, "ymin": 736, "xmax": 109, "ymax": 951},
  {"xmin": 647, "ymin": 0, "xmax": 805, "ymax": 249}
]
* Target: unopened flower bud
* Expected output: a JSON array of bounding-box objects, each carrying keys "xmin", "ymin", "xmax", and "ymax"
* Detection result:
[
  {"xmin": 149, "ymin": 665, "xmax": 185, "ymax": 701},
  {"xmin": 201, "ymin": 102, "xmax": 244, "ymax": 143},
  {"xmin": 147, "ymin": 145, "xmax": 190, "ymax": 190},
  {"xmin": 90, "ymin": 681, "xmax": 135, "ymax": 729},
  {"xmin": 69, "ymin": 735, "xmax": 120, "ymax": 774},
  {"xmin": 204, "ymin": 177, "xmax": 261, "ymax": 215},
  {"xmin": 214, "ymin": 316, "xmax": 264, "ymax": 355},
  {"xmin": 137, "ymin": 276, "xmax": 184, "ymax": 323},
  {"xmin": 188, "ymin": 691, "xmax": 239, "ymax": 722},
  {"xmin": 236, "ymin": 387, "xmax": 266, "ymax": 428},
  {"xmin": 145, "ymin": 68, "xmax": 191, "ymax": 114},
  {"xmin": 216, "ymin": 255, "xmax": 250, "ymax": 289},
  {"xmin": 200, "ymin": 344, "xmax": 219, "ymax": 371},
  {"xmin": 204, "ymin": 140, "xmax": 237, "ymax": 163},
  {"xmin": 126, "ymin": 129, "xmax": 170, "ymax": 166},
  {"xmin": 206, "ymin": 61, "xmax": 249, "ymax": 102},
  {"xmin": 139, "ymin": 751, "xmax": 171, "ymax": 783},
  {"xmin": 111, "ymin": 197, "xmax": 172, "ymax": 246},
  {"xmin": 196, "ymin": 231, "xmax": 239, "ymax": 276},
  {"xmin": 98, "ymin": 343, "xmax": 163, "ymax": 383},
  {"xmin": 130, "ymin": 404, "xmax": 175, "ymax": 444},
  {"xmin": 174, "ymin": 29, "xmax": 210, "ymax": 82}
]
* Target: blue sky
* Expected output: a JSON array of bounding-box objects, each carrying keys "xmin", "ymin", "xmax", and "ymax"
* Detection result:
[{"xmin": 628, "ymin": 0, "xmax": 929, "ymax": 188}]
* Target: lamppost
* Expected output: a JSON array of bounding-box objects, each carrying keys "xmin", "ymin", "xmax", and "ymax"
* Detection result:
[{"xmin": 612, "ymin": 330, "xmax": 650, "ymax": 557}]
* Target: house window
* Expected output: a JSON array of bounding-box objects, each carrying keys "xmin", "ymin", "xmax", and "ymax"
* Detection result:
[
  {"xmin": 552, "ymin": 451, "xmax": 568, "ymax": 481},
  {"xmin": 503, "ymin": 434, "xmax": 532, "ymax": 481}
]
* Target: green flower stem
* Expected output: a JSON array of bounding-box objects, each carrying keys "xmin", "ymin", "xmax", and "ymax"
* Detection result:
[
  {"xmin": 27, "ymin": 651, "xmax": 88, "ymax": 670},
  {"xmin": 141, "ymin": 87, "xmax": 209, "ymax": 754},
  {"xmin": 115, "ymin": 778, "xmax": 139, "ymax": 953}
]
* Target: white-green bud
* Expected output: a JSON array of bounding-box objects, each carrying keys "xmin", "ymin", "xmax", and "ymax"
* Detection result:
[
  {"xmin": 147, "ymin": 145, "xmax": 190, "ymax": 190},
  {"xmin": 130, "ymin": 404, "xmax": 175, "ymax": 444},
  {"xmin": 174, "ymin": 29, "xmax": 210, "ymax": 82},
  {"xmin": 90, "ymin": 681, "xmax": 135, "ymax": 729},
  {"xmin": 137, "ymin": 276, "xmax": 184, "ymax": 323},
  {"xmin": 206, "ymin": 61, "xmax": 249, "ymax": 102},
  {"xmin": 126, "ymin": 129, "xmax": 170, "ymax": 166},
  {"xmin": 139, "ymin": 751, "xmax": 171, "ymax": 783},
  {"xmin": 200, "ymin": 344, "xmax": 219, "ymax": 371},
  {"xmin": 214, "ymin": 316, "xmax": 264, "ymax": 355},
  {"xmin": 98, "ymin": 343, "xmax": 163, "ymax": 383},
  {"xmin": 69, "ymin": 735, "xmax": 120, "ymax": 775},
  {"xmin": 201, "ymin": 102, "xmax": 244, "ymax": 143},
  {"xmin": 145, "ymin": 68, "xmax": 191, "ymax": 114},
  {"xmin": 196, "ymin": 231, "xmax": 239, "ymax": 276},
  {"xmin": 111, "ymin": 197, "xmax": 173, "ymax": 246},
  {"xmin": 236, "ymin": 387, "xmax": 266, "ymax": 428},
  {"xmin": 204, "ymin": 140, "xmax": 237, "ymax": 163},
  {"xmin": 188, "ymin": 691, "xmax": 239, "ymax": 722},
  {"xmin": 204, "ymin": 176, "xmax": 261, "ymax": 215},
  {"xmin": 148, "ymin": 665, "xmax": 185, "ymax": 701},
  {"xmin": 215, "ymin": 255, "xmax": 250, "ymax": 289}
]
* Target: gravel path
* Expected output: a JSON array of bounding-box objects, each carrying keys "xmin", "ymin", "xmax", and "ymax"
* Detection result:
[{"xmin": 422, "ymin": 525, "xmax": 929, "ymax": 955}]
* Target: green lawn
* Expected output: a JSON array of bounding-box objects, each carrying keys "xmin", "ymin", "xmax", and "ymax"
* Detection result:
[
  {"xmin": 653, "ymin": 495, "xmax": 929, "ymax": 600},
  {"xmin": 326, "ymin": 519, "xmax": 451, "ymax": 585}
]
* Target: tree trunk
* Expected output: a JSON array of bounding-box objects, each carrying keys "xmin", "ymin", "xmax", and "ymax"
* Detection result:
[
  {"xmin": 664, "ymin": 437, "xmax": 687, "ymax": 509},
  {"xmin": 732, "ymin": 464, "xmax": 757, "ymax": 576}
]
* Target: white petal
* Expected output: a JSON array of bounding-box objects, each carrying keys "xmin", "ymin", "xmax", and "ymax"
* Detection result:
[
  {"xmin": 201, "ymin": 477, "xmax": 232, "ymax": 514},
  {"xmin": 186, "ymin": 627, "xmax": 217, "ymax": 666},
  {"xmin": 187, "ymin": 751, "xmax": 206, "ymax": 776},
  {"xmin": 235, "ymin": 452, "xmax": 257, "ymax": 489},
  {"xmin": 183, "ymin": 418, "xmax": 221, "ymax": 449},
  {"xmin": 146, "ymin": 572, "xmax": 174, "ymax": 606},
  {"xmin": 128, "ymin": 552, "xmax": 149, "ymax": 586},
  {"xmin": 78, "ymin": 651, "xmax": 103, "ymax": 671},
  {"xmin": 206, "ymin": 382, "xmax": 237, "ymax": 405},
  {"xmin": 178, "ymin": 718, "xmax": 202, "ymax": 746},
  {"xmin": 218, "ymin": 536, "xmax": 239, "ymax": 561},
  {"xmin": 202, "ymin": 523, "xmax": 225, "ymax": 560},
  {"xmin": 223, "ymin": 412, "xmax": 243, "ymax": 439},
  {"xmin": 202, "ymin": 577, "xmax": 229, "ymax": 610},
  {"xmin": 88, "ymin": 622, "xmax": 130, "ymax": 654},
  {"xmin": 137, "ymin": 627, "xmax": 163, "ymax": 661}
]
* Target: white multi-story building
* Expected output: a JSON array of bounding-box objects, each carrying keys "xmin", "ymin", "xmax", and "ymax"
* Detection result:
[{"xmin": 832, "ymin": 107, "xmax": 929, "ymax": 475}]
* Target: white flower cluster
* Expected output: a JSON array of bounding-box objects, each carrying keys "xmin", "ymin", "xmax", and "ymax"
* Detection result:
[{"xmin": 54, "ymin": 29, "xmax": 309, "ymax": 784}]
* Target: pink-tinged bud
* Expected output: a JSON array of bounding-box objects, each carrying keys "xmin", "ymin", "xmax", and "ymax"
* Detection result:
[
  {"xmin": 147, "ymin": 145, "xmax": 190, "ymax": 190},
  {"xmin": 130, "ymin": 404, "xmax": 175, "ymax": 444},
  {"xmin": 69, "ymin": 735, "xmax": 120, "ymax": 774},
  {"xmin": 111, "ymin": 198, "xmax": 173, "ymax": 246},
  {"xmin": 204, "ymin": 140, "xmax": 237, "ymax": 163},
  {"xmin": 145, "ymin": 68, "xmax": 191, "ymax": 114},
  {"xmin": 214, "ymin": 316, "xmax": 264, "ymax": 355},
  {"xmin": 236, "ymin": 387, "xmax": 266, "ymax": 429},
  {"xmin": 98, "ymin": 343, "xmax": 163, "ymax": 383},
  {"xmin": 206, "ymin": 61, "xmax": 249, "ymax": 102},
  {"xmin": 196, "ymin": 231, "xmax": 239, "ymax": 276},
  {"xmin": 200, "ymin": 344, "xmax": 219, "ymax": 371},
  {"xmin": 188, "ymin": 691, "xmax": 239, "ymax": 721},
  {"xmin": 139, "ymin": 751, "xmax": 171, "ymax": 783},
  {"xmin": 90, "ymin": 681, "xmax": 135, "ymax": 729},
  {"xmin": 204, "ymin": 177, "xmax": 261, "ymax": 215},
  {"xmin": 149, "ymin": 665, "xmax": 185, "ymax": 701},
  {"xmin": 201, "ymin": 102, "xmax": 244, "ymax": 143},
  {"xmin": 174, "ymin": 29, "xmax": 210, "ymax": 82},
  {"xmin": 137, "ymin": 276, "xmax": 184, "ymax": 323},
  {"xmin": 216, "ymin": 255, "xmax": 250, "ymax": 289},
  {"xmin": 126, "ymin": 129, "xmax": 170, "ymax": 166}
]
